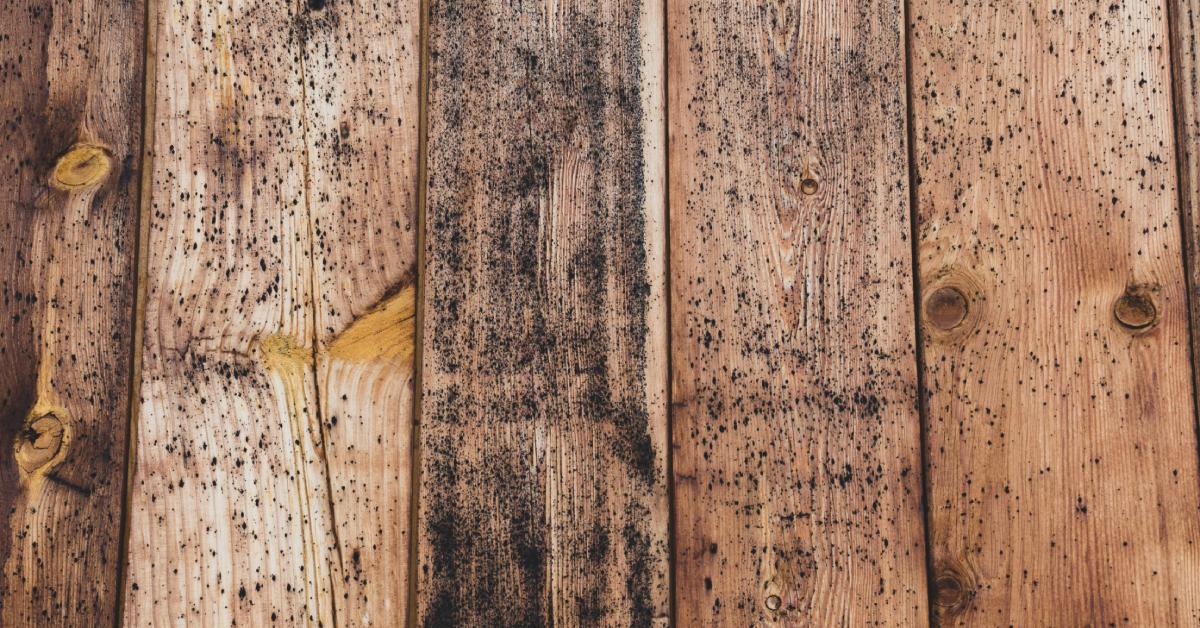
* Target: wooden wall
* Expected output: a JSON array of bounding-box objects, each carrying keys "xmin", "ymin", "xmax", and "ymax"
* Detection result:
[{"xmin": 0, "ymin": 0, "xmax": 1199, "ymax": 625}]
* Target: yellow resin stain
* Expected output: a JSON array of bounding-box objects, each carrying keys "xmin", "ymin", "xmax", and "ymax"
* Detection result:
[
  {"xmin": 50, "ymin": 143, "xmax": 113, "ymax": 190},
  {"xmin": 260, "ymin": 332, "xmax": 310, "ymax": 370},
  {"xmin": 328, "ymin": 283, "xmax": 416, "ymax": 364}
]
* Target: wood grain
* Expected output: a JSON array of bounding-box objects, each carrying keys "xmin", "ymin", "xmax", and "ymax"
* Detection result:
[
  {"xmin": 0, "ymin": 1, "xmax": 144, "ymax": 624},
  {"xmin": 909, "ymin": 0, "xmax": 1200, "ymax": 624},
  {"xmin": 417, "ymin": 0, "xmax": 670, "ymax": 622},
  {"xmin": 123, "ymin": 0, "xmax": 419, "ymax": 625},
  {"xmin": 1172, "ymin": 0, "xmax": 1200, "ymax": 449},
  {"xmin": 302, "ymin": 0, "xmax": 420, "ymax": 623},
  {"xmin": 667, "ymin": 0, "xmax": 929, "ymax": 624}
]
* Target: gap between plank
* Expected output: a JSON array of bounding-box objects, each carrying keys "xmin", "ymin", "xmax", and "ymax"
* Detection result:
[
  {"xmin": 406, "ymin": 0, "xmax": 434, "ymax": 619},
  {"xmin": 899, "ymin": 0, "xmax": 939, "ymax": 622},
  {"xmin": 1163, "ymin": 0, "xmax": 1200, "ymax": 508},
  {"xmin": 114, "ymin": 0, "xmax": 159, "ymax": 623}
]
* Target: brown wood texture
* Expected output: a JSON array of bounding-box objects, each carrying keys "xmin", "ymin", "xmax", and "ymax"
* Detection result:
[
  {"xmin": 910, "ymin": 0, "xmax": 1200, "ymax": 624},
  {"xmin": 1173, "ymin": 0, "xmax": 1200, "ymax": 451},
  {"xmin": 417, "ymin": 0, "xmax": 670, "ymax": 622},
  {"xmin": 668, "ymin": 0, "xmax": 929, "ymax": 624},
  {"xmin": 123, "ymin": 0, "xmax": 419, "ymax": 625},
  {"xmin": 0, "ymin": 1, "xmax": 144, "ymax": 624}
]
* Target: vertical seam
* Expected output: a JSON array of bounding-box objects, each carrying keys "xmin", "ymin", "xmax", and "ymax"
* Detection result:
[
  {"xmin": 114, "ymin": 0, "xmax": 158, "ymax": 623},
  {"xmin": 407, "ymin": 0, "xmax": 434, "ymax": 620},
  {"xmin": 899, "ymin": 0, "xmax": 940, "ymax": 624}
]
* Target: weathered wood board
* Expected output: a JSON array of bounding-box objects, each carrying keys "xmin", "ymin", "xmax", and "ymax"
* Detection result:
[
  {"xmin": 417, "ymin": 0, "xmax": 671, "ymax": 622},
  {"xmin": 0, "ymin": 1, "xmax": 145, "ymax": 624},
  {"xmin": 910, "ymin": 0, "xmax": 1200, "ymax": 623},
  {"xmin": 1172, "ymin": 0, "xmax": 1200, "ymax": 438},
  {"xmin": 123, "ymin": 0, "xmax": 419, "ymax": 625},
  {"xmin": 667, "ymin": 0, "xmax": 929, "ymax": 624}
]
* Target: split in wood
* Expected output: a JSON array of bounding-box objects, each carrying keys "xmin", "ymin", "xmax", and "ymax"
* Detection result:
[
  {"xmin": 50, "ymin": 143, "xmax": 113, "ymax": 191},
  {"xmin": 1114, "ymin": 290, "xmax": 1157, "ymax": 331},
  {"xmin": 15, "ymin": 412, "xmax": 70, "ymax": 477}
]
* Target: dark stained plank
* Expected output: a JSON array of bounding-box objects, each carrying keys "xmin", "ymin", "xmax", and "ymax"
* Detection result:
[
  {"xmin": 0, "ymin": 1, "xmax": 145, "ymax": 624},
  {"xmin": 667, "ymin": 0, "xmax": 929, "ymax": 624},
  {"xmin": 123, "ymin": 0, "xmax": 419, "ymax": 624},
  {"xmin": 910, "ymin": 0, "xmax": 1200, "ymax": 624},
  {"xmin": 417, "ymin": 0, "xmax": 670, "ymax": 622}
]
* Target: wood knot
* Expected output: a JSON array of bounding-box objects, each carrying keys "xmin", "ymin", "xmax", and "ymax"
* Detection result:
[
  {"xmin": 800, "ymin": 177, "xmax": 818, "ymax": 196},
  {"xmin": 307, "ymin": 0, "xmax": 327, "ymax": 9},
  {"xmin": 1113, "ymin": 288, "xmax": 1157, "ymax": 331},
  {"xmin": 921, "ymin": 267, "xmax": 984, "ymax": 341},
  {"xmin": 932, "ymin": 561, "xmax": 977, "ymax": 619},
  {"xmin": 764, "ymin": 594, "xmax": 782, "ymax": 611},
  {"xmin": 15, "ymin": 413, "xmax": 70, "ymax": 476},
  {"xmin": 50, "ymin": 143, "xmax": 113, "ymax": 190},
  {"xmin": 925, "ymin": 286, "xmax": 967, "ymax": 331}
]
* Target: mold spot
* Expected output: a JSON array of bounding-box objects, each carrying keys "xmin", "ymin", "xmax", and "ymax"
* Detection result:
[
  {"xmin": 925, "ymin": 286, "xmax": 968, "ymax": 331},
  {"xmin": 15, "ymin": 412, "xmax": 70, "ymax": 477},
  {"xmin": 1114, "ymin": 289, "xmax": 1157, "ymax": 331},
  {"xmin": 50, "ymin": 143, "xmax": 113, "ymax": 190}
]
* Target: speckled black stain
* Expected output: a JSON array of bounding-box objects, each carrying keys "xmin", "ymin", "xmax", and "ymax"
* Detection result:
[{"xmin": 422, "ymin": 0, "xmax": 662, "ymax": 621}]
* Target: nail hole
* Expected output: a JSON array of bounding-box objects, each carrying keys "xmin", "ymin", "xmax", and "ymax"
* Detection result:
[
  {"xmin": 800, "ymin": 178, "xmax": 818, "ymax": 195},
  {"xmin": 925, "ymin": 286, "xmax": 968, "ymax": 331},
  {"xmin": 765, "ymin": 594, "xmax": 781, "ymax": 611},
  {"xmin": 1114, "ymin": 291, "xmax": 1157, "ymax": 330}
]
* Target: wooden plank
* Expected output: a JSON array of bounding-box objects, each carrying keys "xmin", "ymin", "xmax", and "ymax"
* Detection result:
[
  {"xmin": 417, "ymin": 0, "xmax": 670, "ymax": 621},
  {"xmin": 1172, "ymin": 0, "xmax": 1200, "ymax": 447},
  {"xmin": 667, "ymin": 0, "xmax": 928, "ymax": 624},
  {"xmin": 0, "ymin": 1, "xmax": 145, "ymax": 624},
  {"xmin": 302, "ymin": 0, "xmax": 421, "ymax": 623},
  {"xmin": 910, "ymin": 0, "xmax": 1200, "ymax": 624},
  {"xmin": 123, "ymin": 0, "xmax": 419, "ymax": 624}
]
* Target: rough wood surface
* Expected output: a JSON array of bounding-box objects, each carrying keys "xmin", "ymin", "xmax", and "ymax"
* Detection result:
[
  {"xmin": 909, "ymin": 0, "xmax": 1200, "ymax": 624},
  {"xmin": 417, "ymin": 0, "xmax": 670, "ymax": 622},
  {"xmin": 0, "ymin": 1, "xmax": 144, "ymax": 624},
  {"xmin": 667, "ymin": 0, "xmax": 929, "ymax": 624},
  {"xmin": 123, "ymin": 0, "xmax": 419, "ymax": 625},
  {"xmin": 302, "ymin": 0, "xmax": 420, "ymax": 623},
  {"xmin": 1172, "ymin": 0, "xmax": 1200, "ymax": 452}
]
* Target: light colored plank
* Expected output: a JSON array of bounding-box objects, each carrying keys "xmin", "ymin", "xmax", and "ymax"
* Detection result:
[
  {"xmin": 667, "ymin": 0, "xmax": 929, "ymax": 624},
  {"xmin": 302, "ymin": 0, "xmax": 421, "ymax": 623},
  {"xmin": 0, "ymin": 0, "xmax": 145, "ymax": 623},
  {"xmin": 417, "ymin": 0, "xmax": 670, "ymax": 621},
  {"xmin": 910, "ymin": 0, "xmax": 1200, "ymax": 623},
  {"xmin": 123, "ymin": 0, "xmax": 418, "ymax": 624}
]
